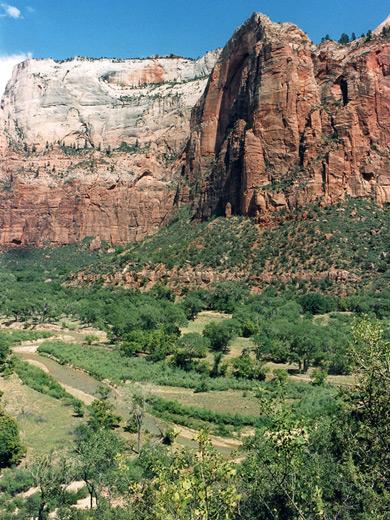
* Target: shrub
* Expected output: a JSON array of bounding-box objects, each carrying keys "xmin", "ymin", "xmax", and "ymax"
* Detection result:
[
  {"xmin": 84, "ymin": 334, "xmax": 99, "ymax": 345},
  {"xmin": 0, "ymin": 413, "xmax": 25, "ymax": 468},
  {"xmin": 13, "ymin": 357, "xmax": 82, "ymax": 408},
  {"xmin": 298, "ymin": 293, "xmax": 338, "ymax": 314},
  {"xmin": 231, "ymin": 349, "xmax": 267, "ymax": 381}
]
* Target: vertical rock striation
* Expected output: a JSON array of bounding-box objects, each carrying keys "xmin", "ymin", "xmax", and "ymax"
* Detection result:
[{"xmin": 179, "ymin": 13, "xmax": 390, "ymax": 218}]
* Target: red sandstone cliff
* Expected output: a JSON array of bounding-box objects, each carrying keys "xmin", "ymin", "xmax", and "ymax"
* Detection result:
[{"xmin": 178, "ymin": 13, "xmax": 390, "ymax": 219}]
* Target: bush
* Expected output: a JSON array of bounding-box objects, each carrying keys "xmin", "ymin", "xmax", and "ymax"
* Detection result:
[
  {"xmin": 84, "ymin": 334, "xmax": 99, "ymax": 345},
  {"xmin": 0, "ymin": 468, "xmax": 33, "ymax": 496},
  {"xmin": 231, "ymin": 349, "xmax": 267, "ymax": 381},
  {"xmin": 298, "ymin": 293, "xmax": 338, "ymax": 315},
  {"xmin": 0, "ymin": 414, "xmax": 25, "ymax": 468}
]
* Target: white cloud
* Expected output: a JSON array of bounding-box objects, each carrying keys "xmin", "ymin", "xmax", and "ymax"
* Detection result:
[
  {"xmin": 1, "ymin": 3, "xmax": 21, "ymax": 19},
  {"xmin": 0, "ymin": 53, "xmax": 31, "ymax": 96}
]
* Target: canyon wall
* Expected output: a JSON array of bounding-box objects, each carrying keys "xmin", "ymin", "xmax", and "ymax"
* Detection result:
[
  {"xmin": 178, "ymin": 13, "xmax": 390, "ymax": 219},
  {"xmin": 0, "ymin": 52, "xmax": 219, "ymax": 246},
  {"xmin": 1, "ymin": 12, "xmax": 390, "ymax": 247}
]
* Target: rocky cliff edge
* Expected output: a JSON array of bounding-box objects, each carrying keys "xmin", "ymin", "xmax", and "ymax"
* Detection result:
[{"xmin": 178, "ymin": 13, "xmax": 390, "ymax": 220}]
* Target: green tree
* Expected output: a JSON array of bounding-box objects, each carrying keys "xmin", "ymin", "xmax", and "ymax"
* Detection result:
[
  {"xmin": 287, "ymin": 321, "xmax": 323, "ymax": 373},
  {"xmin": 231, "ymin": 348, "xmax": 267, "ymax": 380},
  {"xmin": 0, "ymin": 334, "xmax": 10, "ymax": 368},
  {"xmin": 203, "ymin": 321, "xmax": 236, "ymax": 353},
  {"xmin": 339, "ymin": 33, "xmax": 350, "ymax": 44},
  {"xmin": 181, "ymin": 295, "xmax": 205, "ymax": 320},
  {"xmin": 74, "ymin": 425, "xmax": 124, "ymax": 510},
  {"xmin": 172, "ymin": 333, "xmax": 209, "ymax": 371},
  {"xmin": 88, "ymin": 387, "xmax": 122, "ymax": 430},
  {"xmin": 210, "ymin": 282, "xmax": 248, "ymax": 312},
  {"xmin": 29, "ymin": 453, "xmax": 74, "ymax": 520},
  {"xmin": 347, "ymin": 315, "xmax": 390, "ymax": 506},
  {"xmin": 0, "ymin": 410, "xmax": 25, "ymax": 468},
  {"xmin": 298, "ymin": 293, "xmax": 337, "ymax": 315},
  {"xmin": 127, "ymin": 386, "xmax": 151, "ymax": 454}
]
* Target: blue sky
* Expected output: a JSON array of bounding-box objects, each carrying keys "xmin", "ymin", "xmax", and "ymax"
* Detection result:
[{"xmin": 0, "ymin": 0, "xmax": 389, "ymax": 93}]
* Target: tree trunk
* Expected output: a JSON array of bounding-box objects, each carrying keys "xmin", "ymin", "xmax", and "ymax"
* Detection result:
[
  {"xmin": 38, "ymin": 498, "xmax": 45, "ymax": 520},
  {"xmin": 138, "ymin": 424, "xmax": 142, "ymax": 454}
]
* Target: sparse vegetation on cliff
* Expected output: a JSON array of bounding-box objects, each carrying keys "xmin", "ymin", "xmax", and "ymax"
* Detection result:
[{"xmin": 77, "ymin": 199, "xmax": 390, "ymax": 297}]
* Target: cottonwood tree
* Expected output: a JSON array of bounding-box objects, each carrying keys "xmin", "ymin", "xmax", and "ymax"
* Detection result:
[
  {"xmin": 29, "ymin": 453, "xmax": 74, "ymax": 520},
  {"xmin": 127, "ymin": 386, "xmax": 152, "ymax": 454},
  {"xmin": 0, "ymin": 391, "xmax": 25, "ymax": 468},
  {"xmin": 203, "ymin": 321, "xmax": 236, "ymax": 353},
  {"xmin": 73, "ymin": 425, "xmax": 123, "ymax": 509},
  {"xmin": 172, "ymin": 333, "xmax": 209, "ymax": 371}
]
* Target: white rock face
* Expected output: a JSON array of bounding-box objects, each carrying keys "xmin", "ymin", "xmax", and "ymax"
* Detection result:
[{"xmin": 1, "ymin": 50, "xmax": 220, "ymax": 150}]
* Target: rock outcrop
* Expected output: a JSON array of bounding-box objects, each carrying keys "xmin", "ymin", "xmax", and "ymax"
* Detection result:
[
  {"xmin": 0, "ymin": 52, "xmax": 220, "ymax": 246},
  {"xmin": 179, "ymin": 13, "xmax": 390, "ymax": 219}
]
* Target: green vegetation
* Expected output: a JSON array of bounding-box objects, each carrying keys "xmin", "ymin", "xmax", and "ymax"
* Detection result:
[
  {"xmin": 1, "ymin": 199, "xmax": 390, "ymax": 517},
  {"xmin": 238, "ymin": 315, "xmax": 390, "ymax": 519},
  {"xmin": 1, "ymin": 316, "xmax": 387, "ymax": 518},
  {"xmin": 0, "ymin": 336, "xmax": 10, "ymax": 367},
  {"xmin": 338, "ymin": 32, "xmax": 350, "ymax": 44},
  {"xmin": 0, "ymin": 330, "xmax": 50, "ymax": 377},
  {"xmin": 203, "ymin": 320, "xmax": 237, "ymax": 352},
  {"xmin": 12, "ymin": 357, "xmax": 82, "ymax": 409},
  {"xmin": 81, "ymin": 199, "xmax": 390, "ymax": 298},
  {"xmin": 0, "ymin": 330, "xmax": 52, "ymax": 344},
  {"xmin": 88, "ymin": 387, "xmax": 121, "ymax": 430},
  {"xmin": 150, "ymin": 395, "xmax": 264, "ymax": 433},
  {"xmin": 0, "ymin": 403, "xmax": 25, "ymax": 468},
  {"xmin": 37, "ymin": 341, "xmax": 254, "ymax": 390},
  {"xmin": 171, "ymin": 333, "xmax": 209, "ymax": 371}
]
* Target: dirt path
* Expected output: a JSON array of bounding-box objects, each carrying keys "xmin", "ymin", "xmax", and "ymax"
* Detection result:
[
  {"xmin": 60, "ymin": 384, "xmax": 95, "ymax": 405},
  {"xmin": 12, "ymin": 339, "xmax": 49, "ymax": 354},
  {"xmin": 23, "ymin": 359, "xmax": 50, "ymax": 373},
  {"xmin": 177, "ymin": 424, "xmax": 242, "ymax": 450}
]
